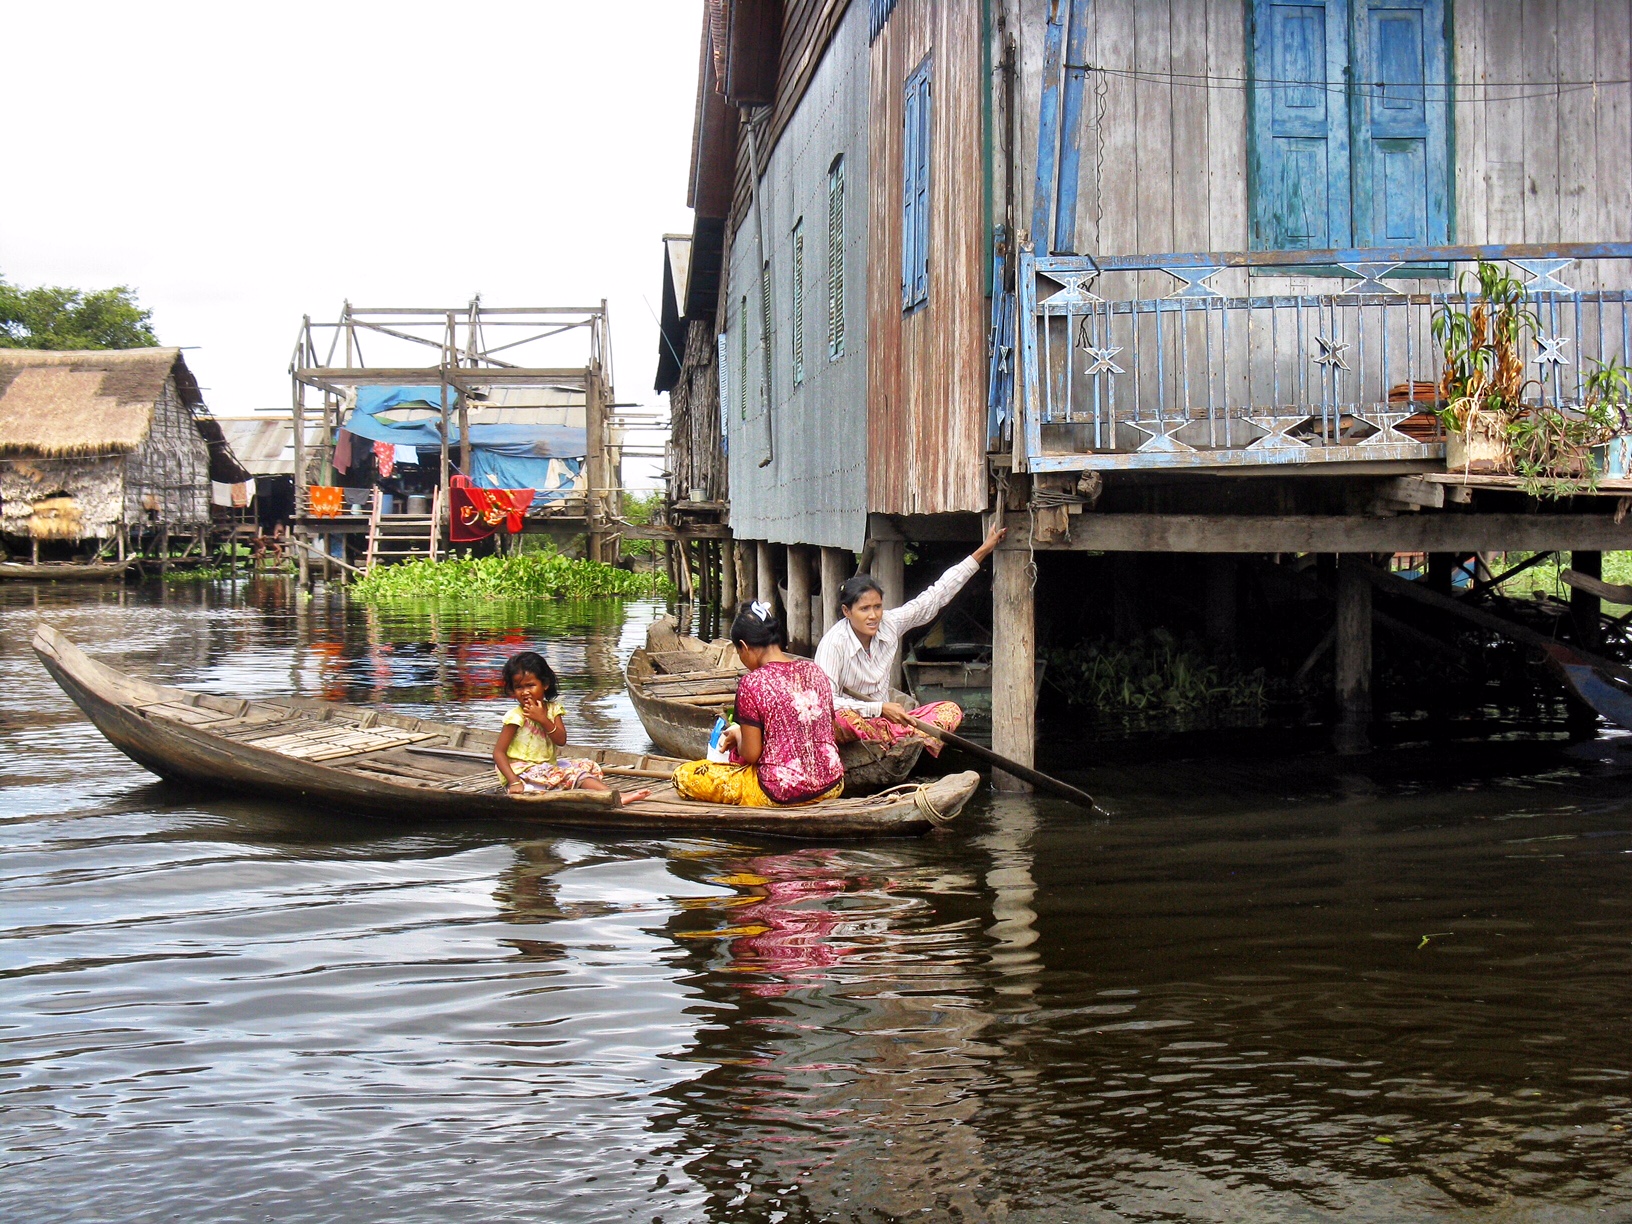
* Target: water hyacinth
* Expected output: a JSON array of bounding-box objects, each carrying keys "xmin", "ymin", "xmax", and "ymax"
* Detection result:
[{"xmin": 351, "ymin": 550, "xmax": 673, "ymax": 601}]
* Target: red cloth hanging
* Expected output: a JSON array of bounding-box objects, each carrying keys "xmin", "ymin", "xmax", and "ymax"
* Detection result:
[
  {"xmin": 373, "ymin": 441, "xmax": 396, "ymax": 479},
  {"xmin": 449, "ymin": 484, "xmax": 536, "ymax": 542}
]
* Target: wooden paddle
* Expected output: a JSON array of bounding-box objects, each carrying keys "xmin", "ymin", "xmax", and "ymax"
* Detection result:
[{"xmin": 901, "ymin": 714, "xmax": 1105, "ymax": 815}]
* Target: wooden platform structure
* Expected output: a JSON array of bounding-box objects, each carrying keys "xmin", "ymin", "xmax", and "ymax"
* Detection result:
[{"xmin": 288, "ymin": 300, "xmax": 625, "ymax": 584}]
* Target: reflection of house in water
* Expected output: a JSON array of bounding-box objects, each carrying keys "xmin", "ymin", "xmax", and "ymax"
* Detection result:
[{"xmin": 653, "ymin": 824, "xmax": 1043, "ymax": 1219}]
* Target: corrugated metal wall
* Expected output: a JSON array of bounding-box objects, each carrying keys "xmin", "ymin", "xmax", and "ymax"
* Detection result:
[
  {"xmin": 1015, "ymin": 0, "xmax": 1631, "ymax": 297},
  {"xmin": 724, "ymin": 0, "xmax": 873, "ymax": 550},
  {"xmin": 867, "ymin": 0, "xmax": 989, "ymax": 518}
]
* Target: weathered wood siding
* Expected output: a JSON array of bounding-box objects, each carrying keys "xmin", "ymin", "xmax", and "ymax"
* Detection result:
[
  {"xmin": 724, "ymin": 0, "xmax": 872, "ymax": 549},
  {"xmin": 666, "ymin": 318, "xmax": 727, "ymax": 503},
  {"xmin": 867, "ymin": 0, "xmax": 988, "ymax": 517},
  {"xmin": 1015, "ymin": 0, "xmax": 1631, "ymax": 296},
  {"xmin": 124, "ymin": 375, "xmax": 210, "ymax": 528}
]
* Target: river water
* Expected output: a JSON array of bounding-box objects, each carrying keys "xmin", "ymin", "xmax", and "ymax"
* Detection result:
[{"xmin": 2, "ymin": 579, "xmax": 1629, "ymax": 1223}]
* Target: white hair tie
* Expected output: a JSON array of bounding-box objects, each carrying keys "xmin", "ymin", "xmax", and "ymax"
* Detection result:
[{"xmin": 751, "ymin": 600, "xmax": 773, "ymax": 621}]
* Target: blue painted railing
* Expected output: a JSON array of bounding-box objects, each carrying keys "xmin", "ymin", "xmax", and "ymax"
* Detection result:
[{"xmin": 1013, "ymin": 242, "xmax": 1632, "ymax": 473}]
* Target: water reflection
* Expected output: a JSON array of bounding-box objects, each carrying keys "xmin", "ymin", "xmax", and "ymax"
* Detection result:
[{"xmin": 2, "ymin": 578, "xmax": 1630, "ymax": 1222}]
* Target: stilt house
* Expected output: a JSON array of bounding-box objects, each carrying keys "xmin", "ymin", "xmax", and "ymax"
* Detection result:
[
  {"xmin": 0, "ymin": 348, "xmax": 243, "ymax": 558},
  {"xmin": 666, "ymin": 0, "xmax": 1632, "ymax": 769}
]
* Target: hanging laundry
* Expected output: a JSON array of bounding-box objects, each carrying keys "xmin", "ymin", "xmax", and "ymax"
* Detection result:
[
  {"xmin": 211, "ymin": 480, "xmax": 255, "ymax": 508},
  {"xmin": 308, "ymin": 486, "xmax": 344, "ymax": 517},
  {"xmin": 373, "ymin": 440, "xmax": 396, "ymax": 479},
  {"xmin": 449, "ymin": 477, "xmax": 535, "ymax": 543},
  {"xmin": 394, "ymin": 444, "xmax": 419, "ymax": 466},
  {"xmin": 333, "ymin": 429, "xmax": 355, "ymax": 474}
]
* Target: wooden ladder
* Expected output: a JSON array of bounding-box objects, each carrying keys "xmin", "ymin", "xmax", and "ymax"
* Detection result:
[{"xmin": 362, "ymin": 486, "xmax": 443, "ymax": 571}]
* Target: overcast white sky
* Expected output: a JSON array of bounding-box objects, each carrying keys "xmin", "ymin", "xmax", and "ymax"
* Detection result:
[{"xmin": 2, "ymin": 1, "xmax": 699, "ymax": 445}]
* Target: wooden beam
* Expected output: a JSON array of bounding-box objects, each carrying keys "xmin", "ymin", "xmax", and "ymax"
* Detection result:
[
  {"xmin": 786, "ymin": 544, "xmax": 812, "ymax": 654},
  {"xmin": 1334, "ymin": 556, "xmax": 1373, "ymax": 755},
  {"xmin": 991, "ymin": 545, "xmax": 1037, "ymax": 790},
  {"xmin": 1002, "ymin": 512, "xmax": 1632, "ymax": 553},
  {"xmin": 819, "ymin": 546, "xmax": 849, "ymax": 638}
]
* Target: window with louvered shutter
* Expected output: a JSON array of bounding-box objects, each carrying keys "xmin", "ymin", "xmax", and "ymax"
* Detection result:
[
  {"xmin": 791, "ymin": 219, "xmax": 805, "ymax": 385},
  {"xmin": 827, "ymin": 156, "xmax": 845, "ymax": 360},
  {"xmin": 759, "ymin": 262, "xmax": 772, "ymax": 407},
  {"xmin": 738, "ymin": 297, "xmax": 748, "ymax": 420},
  {"xmin": 902, "ymin": 57, "xmax": 932, "ymax": 311}
]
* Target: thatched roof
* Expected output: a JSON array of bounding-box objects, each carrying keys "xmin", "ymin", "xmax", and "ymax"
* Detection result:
[{"xmin": 0, "ymin": 348, "xmax": 204, "ymax": 458}]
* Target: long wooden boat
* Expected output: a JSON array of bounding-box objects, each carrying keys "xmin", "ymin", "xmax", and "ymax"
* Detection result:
[
  {"xmin": 2, "ymin": 558, "xmax": 132, "ymax": 581},
  {"xmin": 625, "ymin": 622, "xmax": 925, "ymax": 796},
  {"xmin": 1542, "ymin": 641, "xmax": 1632, "ymax": 732},
  {"xmin": 32, "ymin": 624, "xmax": 978, "ymax": 839}
]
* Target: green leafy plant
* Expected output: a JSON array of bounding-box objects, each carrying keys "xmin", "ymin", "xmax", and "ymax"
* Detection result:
[
  {"xmin": 1431, "ymin": 261, "xmax": 1537, "ymax": 434},
  {"xmin": 350, "ymin": 546, "xmax": 674, "ymax": 601},
  {"xmin": 1432, "ymin": 263, "xmax": 1632, "ymax": 497},
  {"xmin": 1045, "ymin": 629, "xmax": 1267, "ymax": 732}
]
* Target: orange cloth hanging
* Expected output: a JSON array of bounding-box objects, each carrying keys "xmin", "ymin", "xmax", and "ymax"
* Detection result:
[{"xmin": 308, "ymin": 486, "xmax": 343, "ymax": 517}]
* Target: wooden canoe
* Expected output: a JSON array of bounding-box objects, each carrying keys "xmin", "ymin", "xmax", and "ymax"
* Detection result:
[
  {"xmin": 32, "ymin": 623, "xmax": 978, "ymax": 839},
  {"xmin": 2, "ymin": 558, "xmax": 132, "ymax": 581},
  {"xmin": 624, "ymin": 625, "xmax": 926, "ymax": 796}
]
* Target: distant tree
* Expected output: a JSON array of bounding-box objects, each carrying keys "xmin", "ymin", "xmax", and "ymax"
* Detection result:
[{"xmin": 0, "ymin": 273, "xmax": 158, "ymax": 350}]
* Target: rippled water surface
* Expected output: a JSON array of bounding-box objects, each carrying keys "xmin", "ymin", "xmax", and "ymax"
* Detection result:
[{"xmin": 2, "ymin": 579, "xmax": 1630, "ymax": 1222}]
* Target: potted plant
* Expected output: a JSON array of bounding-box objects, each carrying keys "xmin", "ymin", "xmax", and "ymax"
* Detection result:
[
  {"xmin": 1432, "ymin": 261, "xmax": 1533, "ymax": 476},
  {"xmin": 1432, "ymin": 263, "xmax": 1632, "ymax": 496}
]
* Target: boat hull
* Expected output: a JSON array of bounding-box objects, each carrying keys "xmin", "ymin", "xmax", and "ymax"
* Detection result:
[{"xmin": 33, "ymin": 624, "xmax": 977, "ymax": 839}]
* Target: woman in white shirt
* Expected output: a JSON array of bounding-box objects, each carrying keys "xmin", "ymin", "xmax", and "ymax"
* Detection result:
[{"xmin": 813, "ymin": 523, "xmax": 1006, "ymax": 755}]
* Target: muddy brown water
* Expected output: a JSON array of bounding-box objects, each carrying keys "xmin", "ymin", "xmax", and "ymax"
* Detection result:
[{"xmin": 1, "ymin": 579, "xmax": 1629, "ymax": 1222}]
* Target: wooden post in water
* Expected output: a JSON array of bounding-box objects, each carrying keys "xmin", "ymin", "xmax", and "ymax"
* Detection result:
[
  {"xmin": 787, "ymin": 544, "xmax": 812, "ymax": 653},
  {"xmin": 992, "ymin": 535, "xmax": 1037, "ymax": 791},
  {"xmin": 720, "ymin": 536, "xmax": 737, "ymax": 611},
  {"xmin": 1204, "ymin": 554, "xmax": 1238, "ymax": 652},
  {"xmin": 1335, "ymin": 554, "xmax": 1373, "ymax": 755},
  {"xmin": 1572, "ymin": 550, "xmax": 1603, "ymax": 649},
  {"xmin": 752, "ymin": 541, "xmax": 774, "ymax": 612},
  {"xmin": 820, "ymin": 546, "xmax": 848, "ymax": 636}
]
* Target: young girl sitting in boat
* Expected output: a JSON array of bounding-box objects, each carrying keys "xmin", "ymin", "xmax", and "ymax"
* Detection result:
[
  {"xmin": 493, "ymin": 651, "xmax": 648, "ymax": 803},
  {"xmin": 673, "ymin": 602, "xmax": 844, "ymax": 807}
]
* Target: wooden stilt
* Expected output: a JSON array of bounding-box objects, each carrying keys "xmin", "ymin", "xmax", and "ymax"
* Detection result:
[
  {"xmin": 1427, "ymin": 552, "xmax": 1453, "ymax": 596},
  {"xmin": 873, "ymin": 540, "xmax": 905, "ymax": 610},
  {"xmin": 992, "ymin": 541, "xmax": 1037, "ymax": 791},
  {"xmin": 787, "ymin": 544, "xmax": 812, "ymax": 653},
  {"xmin": 1204, "ymin": 554, "xmax": 1237, "ymax": 652},
  {"xmin": 757, "ymin": 541, "xmax": 777, "ymax": 613},
  {"xmin": 1572, "ymin": 550, "xmax": 1603, "ymax": 648},
  {"xmin": 720, "ymin": 536, "xmax": 737, "ymax": 611},
  {"xmin": 1334, "ymin": 555, "xmax": 1373, "ymax": 755},
  {"xmin": 820, "ymin": 546, "xmax": 848, "ymax": 638}
]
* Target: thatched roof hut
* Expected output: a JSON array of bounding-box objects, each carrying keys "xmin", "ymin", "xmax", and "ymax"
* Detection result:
[{"xmin": 0, "ymin": 348, "xmax": 241, "ymax": 544}]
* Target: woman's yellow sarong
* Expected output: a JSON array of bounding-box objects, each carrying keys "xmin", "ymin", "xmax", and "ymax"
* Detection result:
[{"xmin": 672, "ymin": 760, "xmax": 843, "ymax": 807}]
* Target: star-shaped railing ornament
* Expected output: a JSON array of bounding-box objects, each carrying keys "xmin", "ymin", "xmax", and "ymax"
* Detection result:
[
  {"xmin": 1165, "ymin": 266, "xmax": 1225, "ymax": 299},
  {"xmin": 1083, "ymin": 345, "xmax": 1124, "ymax": 376},
  {"xmin": 1049, "ymin": 273, "xmax": 1103, "ymax": 305},
  {"xmin": 1512, "ymin": 259, "xmax": 1574, "ymax": 295},
  {"xmin": 1312, "ymin": 335, "xmax": 1351, "ymax": 371},
  {"xmin": 1533, "ymin": 335, "xmax": 1571, "ymax": 374}
]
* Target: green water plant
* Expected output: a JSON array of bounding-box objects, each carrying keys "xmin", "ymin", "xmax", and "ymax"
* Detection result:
[
  {"xmin": 350, "ymin": 547, "xmax": 673, "ymax": 601},
  {"xmin": 1046, "ymin": 629, "xmax": 1267, "ymax": 731}
]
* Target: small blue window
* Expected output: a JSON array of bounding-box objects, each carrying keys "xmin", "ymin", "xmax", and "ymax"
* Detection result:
[{"xmin": 902, "ymin": 56, "xmax": 932, "ymax": 311}]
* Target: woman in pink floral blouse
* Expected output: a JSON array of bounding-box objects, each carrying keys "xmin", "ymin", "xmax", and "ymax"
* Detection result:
[{"xmin": 672, "ymin": 601, "xmax": 845, "ymax": 807}]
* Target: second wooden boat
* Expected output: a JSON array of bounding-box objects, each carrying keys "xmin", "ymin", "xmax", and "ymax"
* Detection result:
[
  {"xmin": 625, "ymin": 620, "xmax": 926, "ymax": 796},
  {"xmin": 33, "ymin": 623, "xmax": 978, "ymax": 839},
  {"xmin": 1, "ymin": 558, "xmax": 133, "ymax": 581}
]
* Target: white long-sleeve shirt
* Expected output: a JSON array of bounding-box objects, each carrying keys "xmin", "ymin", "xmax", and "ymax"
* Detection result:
[{"xmin": 812, "ymin": 555, "xmax": 980, "ymax": 717}]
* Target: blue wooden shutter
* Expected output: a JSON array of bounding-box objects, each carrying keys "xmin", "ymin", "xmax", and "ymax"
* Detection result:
[
  {"xmin": 1250, "ymin": 0, "xmax": 1352, "ymax": 249},
  {"xmin": 1351, "ymin": 0, "xmax": 1448, "ymax": 246},
  {"xmin": 902, "ymin": 57, "xmax": 932, "ymax": 311}
]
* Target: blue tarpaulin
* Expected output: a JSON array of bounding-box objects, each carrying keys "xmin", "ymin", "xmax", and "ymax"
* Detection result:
[{"xmin": 337, "ymin": 386, "xmax": 588, "ymax": 494}]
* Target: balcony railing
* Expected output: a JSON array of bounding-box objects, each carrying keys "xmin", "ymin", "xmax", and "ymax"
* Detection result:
[{"xmin": 1012, "ymin": 243, "xmax": 1632, "ymax": 473}]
